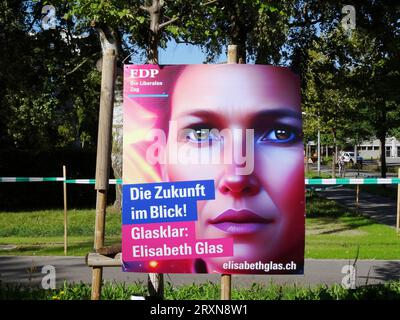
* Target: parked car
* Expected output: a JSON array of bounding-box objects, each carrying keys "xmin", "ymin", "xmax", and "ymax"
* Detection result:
[{"xmin": 339, "ymin": 151, "xmax": 362, "ymax": 164}]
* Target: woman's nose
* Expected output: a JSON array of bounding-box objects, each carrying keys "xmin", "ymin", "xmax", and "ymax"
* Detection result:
[{"xmin": 217, "ymin": 173, "xmax": 261, "ymax": 197}]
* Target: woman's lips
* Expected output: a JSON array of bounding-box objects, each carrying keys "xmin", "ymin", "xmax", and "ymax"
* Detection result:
[{"xmin": 208, "ymin": 209, "xmax": 273, "ymax": 235}]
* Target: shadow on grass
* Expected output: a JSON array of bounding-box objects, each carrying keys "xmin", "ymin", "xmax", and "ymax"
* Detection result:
[
  {"xmin": 308, "ymin": 217, "xmax": 376, "ymax": 235},
  {"xmin": 0, "ymin": 206, "xmax": 121, "ymax": 214},
  {"xmin": 0, "ymin": 235, "xmax": 121, "ymax": 256},
  {"xmin": 306, "ymin": 194, "xmax": 354, "ymax": 218},
  {"xmin": 306, "ymin": 194, "xmax": 377, "ymax": 234},
  {"xmin": 0, "ymin": 242, "xmax": 94, "ymax": 256}
]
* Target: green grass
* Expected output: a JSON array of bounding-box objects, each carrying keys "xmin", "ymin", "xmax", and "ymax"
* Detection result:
[
  {"xmin": 0, "ymin": 196, "xmax": 399, "ymax": 259},
  {"xmin": 0, "ymin": 207, "xmax": 121, "ymax": 256},
  {"xmin": 1, "ymin": 281, "xmax": 400, "ymax": 300},
  {"xmin": 305, "ymin": 171, "xmax": 332, "ymax": 179},
  {"xmin": 0, "ymin": 208, "xmax": 121, "ymax": 237},
  {"xmin": 305, "ymin": 193, "xmax": 400, "ymax": 259}
]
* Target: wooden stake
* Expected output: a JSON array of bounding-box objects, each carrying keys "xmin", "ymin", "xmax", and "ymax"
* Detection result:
[
  {"xmin": 397, "ymin": 168, "xmax": 400, "ymax": 233},
  {"xmin": 218, "ymin": 44, "xmax": 238, "ymax": 301},
  {"xmin": 221, "ymin": 274, "xmax": 231, "ymax": 300},
  {"xmin": 91, "ymin": 42, "xmax": 117, "ymax": 300},
  {"xmin": 63, "ymin": 165, "xmax": 67, "ymax": 256},
  {"xmin": 92, "ymin": 190, "xmax": 108, "ymax": 300}
]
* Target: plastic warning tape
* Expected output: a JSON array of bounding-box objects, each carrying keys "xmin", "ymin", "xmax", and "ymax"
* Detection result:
[
  {"xmin": 0, "ymin": 177, "xmax": 121, "ymax": 184},
  {"xmin": 305, "ymin": 178, "xmax": 400, "ymax": 185},
  {"xmin": 64, "ymin": 179, "xmax": 121, "ymax": 184},
  {"xmin": 0, "ymin": 177, "xmax": 65, "ymax": 182},
  {"xmin": 1, "ymin": 177, "xmax": 399, "ymax": 185}
]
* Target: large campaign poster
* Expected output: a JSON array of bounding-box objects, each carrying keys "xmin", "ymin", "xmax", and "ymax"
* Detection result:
[{"xmin": 122, "ymin": 64, "xmax": 305, "ymax": 274}]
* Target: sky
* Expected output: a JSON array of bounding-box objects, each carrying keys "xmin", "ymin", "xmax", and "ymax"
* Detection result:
[{"xmin": 159, "ymin": 40, "xmax": 227, "ymax": 65}]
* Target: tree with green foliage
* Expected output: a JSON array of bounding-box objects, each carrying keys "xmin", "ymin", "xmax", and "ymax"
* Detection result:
[
  {"xmin": 347, "ymin": 1, "xmax": 400, "ymax": 177},
  {"xmin": 301, "ymin": 27, "xmax": 361, "ymax": 176},
  {"xmin": 0, "ymin": 0, "xmax": 102, "ymax": 150}
]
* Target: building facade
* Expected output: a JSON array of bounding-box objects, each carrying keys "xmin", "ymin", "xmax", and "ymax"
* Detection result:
[{"xmin": 358, "ymin": 137, "xmax": 400, "ymax": 162}]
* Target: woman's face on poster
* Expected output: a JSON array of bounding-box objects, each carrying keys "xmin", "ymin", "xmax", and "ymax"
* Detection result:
[{"xmin": 164, "ymin": 65, "xmax": 304, "ymax": 273}]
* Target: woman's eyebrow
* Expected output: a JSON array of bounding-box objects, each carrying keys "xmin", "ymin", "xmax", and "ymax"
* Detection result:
[
  {"xmin": 175, "ymin": 110, "xmax": 224, "ymax": 123},
  {"xmin": 176, "ymin": 109, "xmax": 301, "ymax": 119},
  {"xmin": 252, "ymin": 109, "xmax": 302, "ymax": 120}
]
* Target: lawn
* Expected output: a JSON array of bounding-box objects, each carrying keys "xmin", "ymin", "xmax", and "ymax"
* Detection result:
[
  {"xmin": 0, "ymin": 196, "xmax": 399, "ymax": 259},
  {"xmin": 305, "ymin": 192, "xmax": 400, "ymax": 259},
  {"xmin": 0, "ymin": 207, "xmax": 121, "ymax": 256},
  {"xmin": 305, "ymin": 171, "xmax": 332, "ymax": 179}
]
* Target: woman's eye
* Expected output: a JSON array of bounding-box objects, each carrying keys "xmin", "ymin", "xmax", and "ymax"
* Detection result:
[
  {"xmin": 191, "ymin": 129, "xmax": 210, "ymax": 141},
  {"xmin": 259, "ymin": 128, "xmax": 298, "ymax": 143},
  {"xmin": 184, "ymin": 128, "xmax": 220, "ymax": 143}
]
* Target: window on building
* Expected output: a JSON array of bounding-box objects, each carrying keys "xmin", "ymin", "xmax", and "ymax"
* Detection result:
[
  {"xmin": 373, "ymin": 146, "xmax": 379, "ymax": 150},
  {"xmin": 386, "ymin": 146, "xmax": 391, "ymax": 157},
  {"xmin": 398, "ymin": 146, "xmax": 400, "ymax": 157}
]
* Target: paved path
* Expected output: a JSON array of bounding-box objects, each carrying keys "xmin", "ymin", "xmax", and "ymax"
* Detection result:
[
  {"xmin": 318, "ymin": 186, "xmax": 397, "ymax": 227},
  {"xmin": 1, "ymin": 256, "xmax": 399, "ymax": 289}
]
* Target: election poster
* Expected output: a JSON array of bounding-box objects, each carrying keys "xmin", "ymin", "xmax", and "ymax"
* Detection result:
[{"xmin": 122, "ymin": 64, "xmax": 305, "ymax": 274}]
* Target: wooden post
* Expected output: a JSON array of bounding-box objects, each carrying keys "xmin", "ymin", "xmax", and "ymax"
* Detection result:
[
  {"xmin": 397, "ymin": 168, "xmax": 400, "ymax": 233},
  {"xmin": 147, "ymin": 8, "xmax": 164, "ymax": 295},
  {"xmin": 305, "ymin": 143, "xmax": 310, "ymax": 173},
  {"xmin": 221, "ymin": 274, "xmax": 231, "ymax": 300},
  {"xmin": 218, "ymin": 44, "xmax": 238, "ymax": 301},
  {"xmin": 92, "ymin": 190, "xmax": 108, "ymax": 300},
  {"xmin": 63, "ymin": 165, "xmax": 68, "ymax": 256},
  {"xmin": 91, "ymin": 40, "xmax": 117, "ymax": 300}
]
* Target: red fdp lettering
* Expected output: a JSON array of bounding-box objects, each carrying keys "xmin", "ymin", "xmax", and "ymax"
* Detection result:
[{"xmin": 130, "ymin": 69, "xmax": 159, "ymax": 79}]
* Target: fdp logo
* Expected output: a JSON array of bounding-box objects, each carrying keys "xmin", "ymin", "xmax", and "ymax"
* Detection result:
[{"xmin": 129, "ymin": 69, "xmax": 159, "ymax": 79}]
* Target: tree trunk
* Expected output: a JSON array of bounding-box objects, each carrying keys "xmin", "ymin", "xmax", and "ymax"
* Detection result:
[
  {"xmin": 228, "ymin": 2, "xmax": 247, "ymax": 63},
  {"xmin": 148, "ymin": 31, "xmax": 159, "ymax": 64},
  {"xmin": 332, "ymin": 131, "xmax": 336, "ymax": 178},
  {"xmin": 379, "ymin": 135, "xmax": 387, "ymax": 178},
  {"xmin": 143, "ymin": 0, "xmax": 163, "ymax": 298},
  {"xmin": 91, "ymin": 24, "xmax": 118, "ymax": 300},
  {"xmin": 147, "ymin": 0, "xmax": 161, "ymax": 64},
  {"xmin": 95, "ymin": 26, "xmax": 122, "ymax": 211},
  {"xmin": 305, "ymin": 143, "xmax": 309, "ymax": 173}
]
